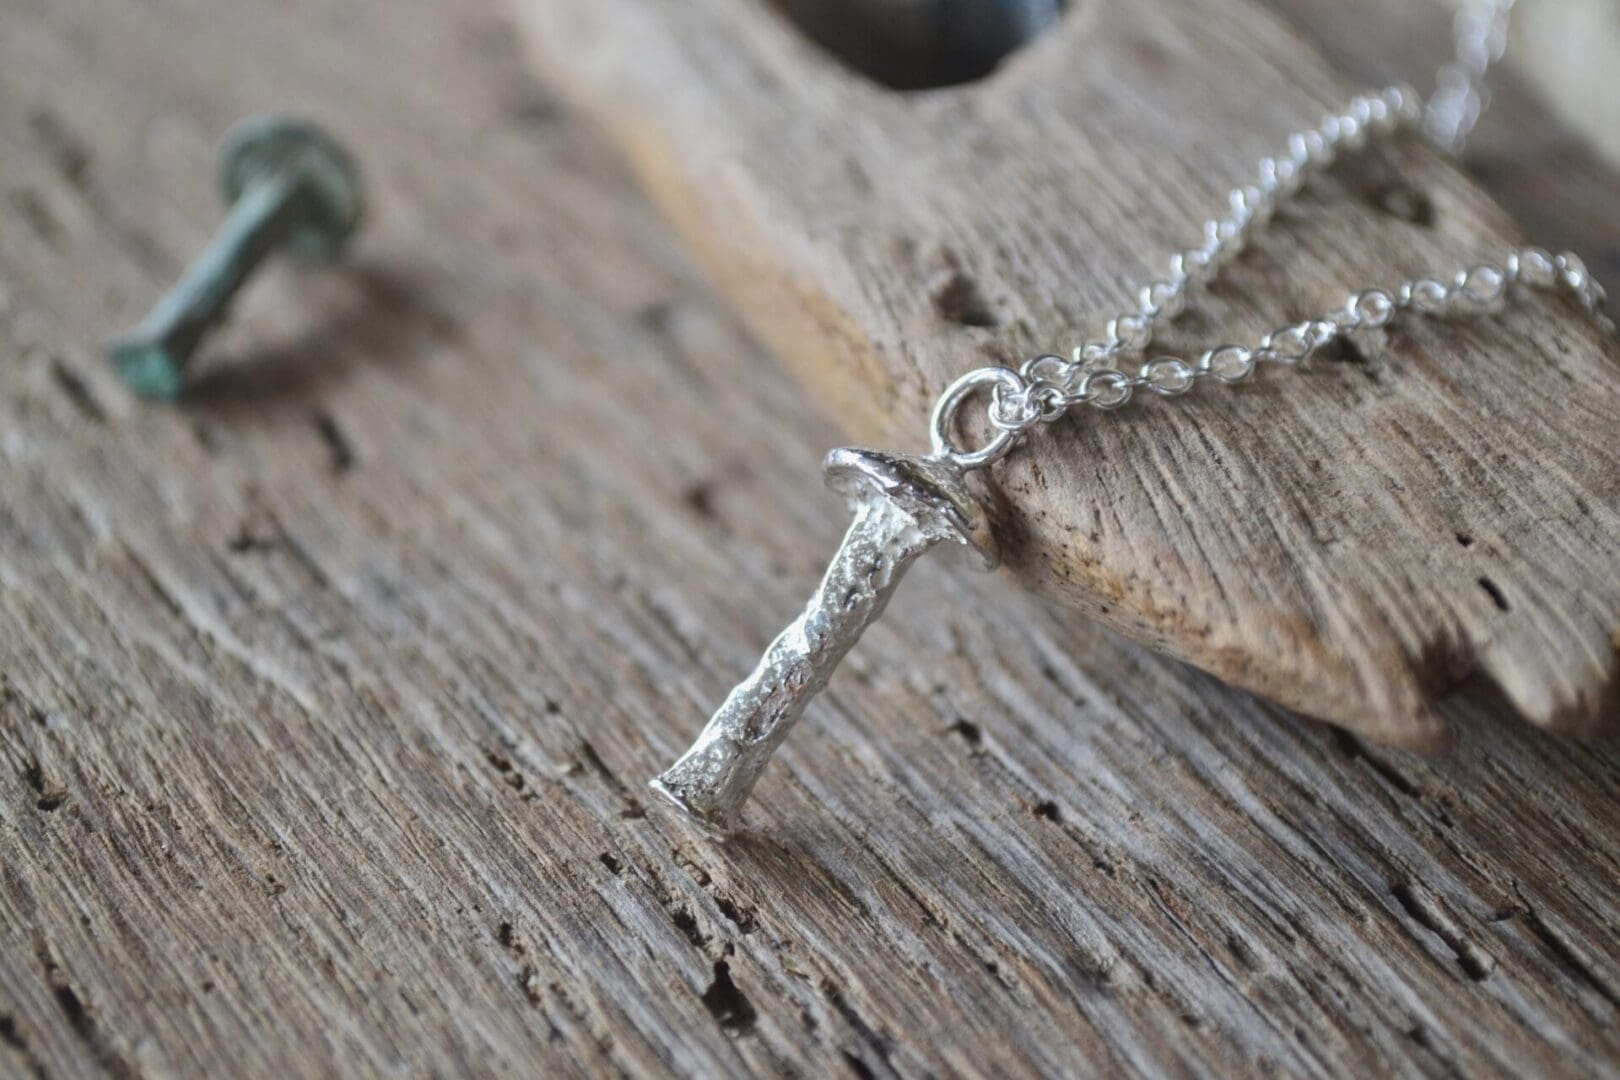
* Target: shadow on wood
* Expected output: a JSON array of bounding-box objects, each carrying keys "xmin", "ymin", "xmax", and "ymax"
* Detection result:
[{"xmin": 184, "ymin": 260, "xmax": 442, "ymax": 410}]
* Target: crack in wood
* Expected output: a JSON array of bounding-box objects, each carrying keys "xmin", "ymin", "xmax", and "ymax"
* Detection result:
[
  {"xmin": 121, "ymin": 543, "xmax": 185, "ymax": 622},
  {"xmin": 574, "ymin": 739, "xmax": 646, "ymax": 819},
  {"xmin": 36, "ymin": 945, "xmax": 135, "ymax": 1079},
  {"xmin": 1331, "ymin": 729, "xmax": 1423, "ymax": 799},
  {"xmin": 1511, "ymin": 884, "xmax": 1620, "ymax": 1011},
  {"xmin": 820, "ymin": 980, "xmax": 894, "ymax": 1072},
  {"xmin": 47, "ymin": 359, "xmax": 105, "ymax": 424},
  {"xmin": 1389, "ymin": 881, "xmax": 1496, "ymax": 983},
  {"xmin": 311, "ymin": 411, "xmax": 356, "ymax": 474}
]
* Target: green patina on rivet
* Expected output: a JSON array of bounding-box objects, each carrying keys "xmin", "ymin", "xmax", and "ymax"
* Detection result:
[{"xmin": 108, "ymin": 116, "xmax": 363, "ymax": 400}]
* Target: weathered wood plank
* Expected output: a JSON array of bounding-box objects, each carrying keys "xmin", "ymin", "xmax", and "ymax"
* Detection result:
[
  {"xmin": 512, "ymin": 0, "xmax": 1620, "ymax": 748},
  {"xmin": 1, "ymin": 0, "xmax": 1618, "ymax": 1076}
]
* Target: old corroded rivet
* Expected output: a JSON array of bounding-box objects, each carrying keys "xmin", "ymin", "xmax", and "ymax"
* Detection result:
[{"xmin": 108, "ymin": 116, "xmax": 363, "ymax": 400}]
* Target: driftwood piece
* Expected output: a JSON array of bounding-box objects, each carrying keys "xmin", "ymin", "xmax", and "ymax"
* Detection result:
[
  {"xmin": 512, "ymin": 0, "xmax": 1620, "ymax": 748},
  {"xmin": 4, "ymin": 0, "xmax": 1620, "ymax": 1075}
]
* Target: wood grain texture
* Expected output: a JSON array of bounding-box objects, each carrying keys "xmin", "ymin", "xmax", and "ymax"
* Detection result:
[
  {"xmin": 2, "ymin": 0, "xmax": 1619, "ymax": 1076},
  {"xmin": 512, "ymin": 0, "xmax": 1620, "ymax": 749}
]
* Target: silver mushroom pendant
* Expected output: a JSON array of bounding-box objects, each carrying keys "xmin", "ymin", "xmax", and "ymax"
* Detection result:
[{"xmin": 651, "ymin": 447, "xmax": 997, "ymax": 835}]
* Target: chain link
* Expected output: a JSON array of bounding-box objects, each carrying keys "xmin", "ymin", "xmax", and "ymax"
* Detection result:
[{"xmin": 930, "ymin": 0, "xmax": 1614, "ymax": 472}]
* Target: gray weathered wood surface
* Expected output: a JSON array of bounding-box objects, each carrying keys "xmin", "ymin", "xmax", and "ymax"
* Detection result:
[
  {"xmin": 1, "ymin": 0, "xmax": 1618, "ymax": 1075},
  {"xmin": 516, "ymin": 0, "xmax": 1620, "ymax": 749}
]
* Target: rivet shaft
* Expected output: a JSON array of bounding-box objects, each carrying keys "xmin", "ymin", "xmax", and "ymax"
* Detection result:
[{"xmin": 113, "ymin": 169, "xmax": 314, "ymax": 399}]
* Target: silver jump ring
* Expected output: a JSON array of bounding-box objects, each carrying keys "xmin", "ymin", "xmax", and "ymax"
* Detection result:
[{"xmin": 930, "ymin": 366, "xmax": 1026, "ymax": 471}]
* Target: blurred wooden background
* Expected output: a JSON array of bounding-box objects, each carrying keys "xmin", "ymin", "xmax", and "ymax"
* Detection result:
[{"xmin": 1, "ymin": 0, "xmax": 1616, "ymax": 1076}]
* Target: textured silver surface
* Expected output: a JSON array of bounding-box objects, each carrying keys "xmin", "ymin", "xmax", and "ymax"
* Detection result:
[{"xmin": 651, "ymin": 450, "xmax": 996, "ymax": 835}]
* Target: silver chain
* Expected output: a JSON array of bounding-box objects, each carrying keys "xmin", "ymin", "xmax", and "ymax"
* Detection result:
[
  {"xmin": 930, "ymin": 0, "xmax": 1614, "ymax": 471},
  {"xmin": 1427, "ymin": 0, "xmax": 1515, "ymax": 153}
]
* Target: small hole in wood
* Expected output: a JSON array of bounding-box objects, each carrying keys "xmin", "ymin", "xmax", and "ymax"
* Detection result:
[
  {"xmin": 932, "ymin": 269, "xmax": 1000, "ymax": 327},
  {"xmin": 1031, "ymin": 799, "xmax": 1062, "ymax": 822},
  {"xmin": 701, "ymin": 961, "xmax": 758, "ymax": 1035},
  {"xmin": 312, "ymin": 410, "xmax": 356, "ymax": 473},
  {"xmin": 1322, "ymin": 336, "xmax": 1369, "ymax": 367},
  {"xmin": 671, "ymin": 907, "xmax": 706, "ymax": 948},
  {"xmin": 1370, "ymin": 182, "xmax": 1436, "ymax": 228},
  {"xmin": 1478, "ymin": 575, "xmax": 1510, "ymax": 612},
  {"xmin": 843, "ymin": 1052, "xmax": 878, "ymax": 1080},
  {"xmin": 766, "ymin": 0, "xmax": 1068, "ymax": 90}
]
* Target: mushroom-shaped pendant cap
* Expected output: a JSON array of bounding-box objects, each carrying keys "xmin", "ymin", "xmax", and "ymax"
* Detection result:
[{"xmin": 823, "ymin": 448, "xmax": 999, "ymax": 571}]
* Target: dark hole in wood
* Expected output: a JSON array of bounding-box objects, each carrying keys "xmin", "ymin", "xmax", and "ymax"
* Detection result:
[
  {"xmin": 932, "ymin": 269, "xmax": 1000, "ymax": 326},
  {"xmin": 701, "ymin": 961, "xmax": 758, "ymax": 1035},
  {"xmin": 843, "ymin": 1051, "xmax": 879, "ymax": 1080},
  {"xmin": 766, "ymin": 0, "xmax": 1068, "ymax": 90},
  {"xmin": 1323, "ymin": 336, "xmax": 1369, "ymax": 366},
  {"xmin": 1478, "ymin": 575, "xmax": 1510, "ymax": 612},
  {"xmin": 671, "ymin": 907, "xmax": 706, "ymax": 948},
  {"xmin": 0, "ymin": 1015, "xmax": 26, "ymax": 1053},
  {"xmin": 1370, "ymin": 181, "xmax": 1436, "ymax": 228},
  {"xmin": 1032, "ymin": 798, "xmax": 1062, "ymax": 822},
  {"xmin": 312, "ymin": 410, "xmax": 355, "ymax": 473}
]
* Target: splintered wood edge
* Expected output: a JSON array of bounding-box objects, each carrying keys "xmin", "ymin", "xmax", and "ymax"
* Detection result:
[{"xmin": 509, "ymin": 0, "xmax": 1620, "ymax": 748}]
